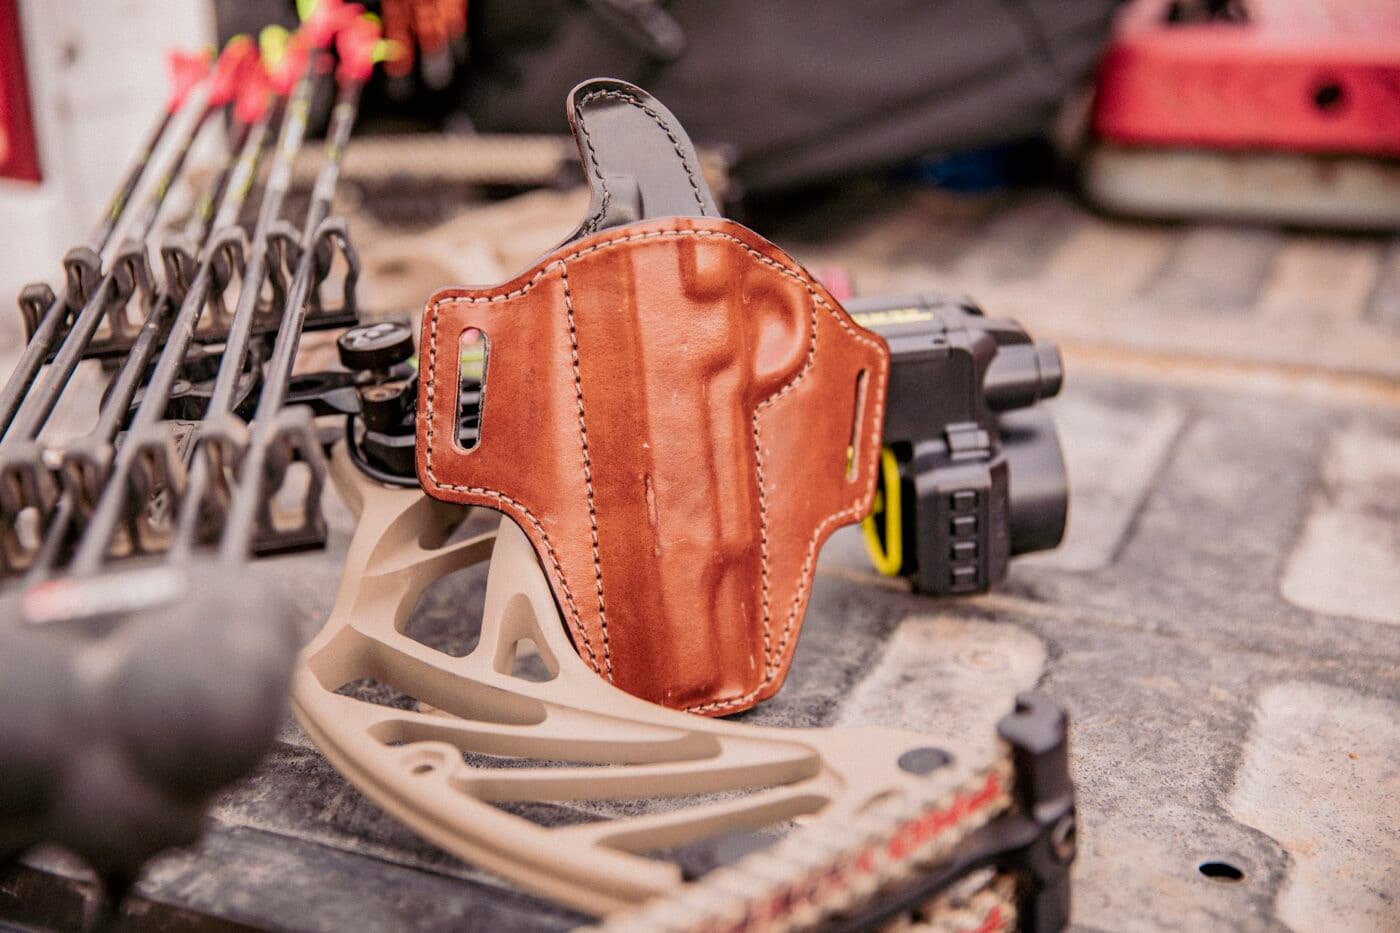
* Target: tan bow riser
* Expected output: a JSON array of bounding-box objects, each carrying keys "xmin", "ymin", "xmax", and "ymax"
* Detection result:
[{"xmin": 293, "ymin": 445, "xmax": 1016, "ymax": 924}]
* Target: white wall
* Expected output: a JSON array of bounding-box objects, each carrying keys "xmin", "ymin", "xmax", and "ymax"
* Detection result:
[{"xmin": 0, "ymin": 0, "xmax": 215, "ymax": 322}]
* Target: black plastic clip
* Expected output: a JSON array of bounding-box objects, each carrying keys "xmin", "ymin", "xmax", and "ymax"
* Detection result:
[
  {"xmin": 203, "ymin": 226, "xmax": 250, "ymax": 336},
  {"xmin": 829, "ymin": 691, "xmax": 1075, "ymax": 933},
  {"xmin": 996, "ymin": 691, "xmax": 1076, "ymax": 932},
  {"xmin": 160, "ymin": 234, "xmax": 201, "ymax": 305},
  {"xmin": 0, "ymin": 442, "xmax": 59, "ymax": 576},
  {"xmin": 265, "ymin": 220, "xmax": 302, "ymax": 321},
  {"xmin": 17, "ymin": 283, "xmax": 60, "ymax": 344},
  {"xmin": 249, "ymin": 407, "xmax": 329, "ymax": 556},
  {"xmin": 61, "ymin": 245, "xmax": 103, "ymax": 310},
  {"xmin": 307, "ymin": 215, "xmax": 360, "ymax": 330},
  {"xmin": 103, "ymin": 240, "xmax": 156, "ymax": 351}
]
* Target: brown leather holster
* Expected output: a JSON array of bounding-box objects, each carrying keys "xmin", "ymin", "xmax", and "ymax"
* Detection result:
[{"xmin": 416, "ymin": 83, "xmax": 889, "ymax": 714}]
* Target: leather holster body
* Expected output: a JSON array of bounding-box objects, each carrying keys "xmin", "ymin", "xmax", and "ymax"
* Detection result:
[{"xmin": 418, "ymin": 216, "xmax": 887, "ymax": 714}]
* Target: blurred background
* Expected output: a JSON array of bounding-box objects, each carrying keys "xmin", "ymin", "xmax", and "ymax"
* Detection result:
[
  {"xmin": 0, "ymin": 2, "xmax": 1397, "ymax": 929},
  {"xmin": 2, "ymin": 0, "xmax": 1397, "ymax": 383}
]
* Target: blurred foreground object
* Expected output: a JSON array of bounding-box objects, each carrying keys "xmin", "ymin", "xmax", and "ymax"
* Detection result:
[
  {"xmin": 460, "ymin": 0, "xmax": 1122, "ymax": 194},
  {"xmin": 379, "ymin": 0, "xmax": 467, "ymax": 91},
  {"xmin": 0, "ymin": 5, "xmax": 382, "ymax": 917},
  {"xmin": 1083, "ymin": 0, "xmax": 1400, "ymax": 229}
]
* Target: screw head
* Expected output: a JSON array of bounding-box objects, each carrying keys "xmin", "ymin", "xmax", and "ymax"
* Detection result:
[
  {"xmin": 337, "ymin": 320, "xmax": 415, "ymax": 372},
  {"xmin": 897, "ymin": 747, "xmax": 953, "ymax": 775}
]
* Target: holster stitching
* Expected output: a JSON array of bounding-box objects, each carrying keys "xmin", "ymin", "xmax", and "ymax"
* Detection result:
[
  {"xmin": 423, "ymin": 297, "xmax": 603, "ymax": 673},
  {"xmin": 422, "ymin": 225, "xmax": 887, "ymax": 711},
  {"xmin": 560, "ymin": 264, "xmax": 615, "ymax": 681},
  {"xmin": 574, "ymin": 88, "xmax": 708, "ymax": 235}
]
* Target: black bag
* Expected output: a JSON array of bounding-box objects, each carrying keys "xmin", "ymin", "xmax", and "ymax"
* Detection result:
[{"xmin": 462, "ymin": 0, "xmax": 1121, "ymax": 193}]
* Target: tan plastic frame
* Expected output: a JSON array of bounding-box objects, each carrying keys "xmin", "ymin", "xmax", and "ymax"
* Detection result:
[{"xmin": 292, "ymin": 446, "xmax": 1013, "ymax": 925}]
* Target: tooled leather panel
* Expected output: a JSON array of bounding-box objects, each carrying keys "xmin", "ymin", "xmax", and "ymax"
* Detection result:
[{"xmin": 417, "ymin": 216, "xmax": 888, "ymax": 714}]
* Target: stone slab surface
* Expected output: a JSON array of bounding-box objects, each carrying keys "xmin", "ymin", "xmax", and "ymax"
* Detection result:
[
  {"xmin": 1229, "ymin": 683, "xmax": 1399, "ymax": 933},
  {"xmin": 12, "ymin": 368, "xmax": 1386, "ymax": 933},
  {"xmin": 773, "ymin": 188, "xmax": 1400, "ymax": 381},
  {"xmin": 1280, "ymin": 424, "xmax": 1400, "ymax": 627}
]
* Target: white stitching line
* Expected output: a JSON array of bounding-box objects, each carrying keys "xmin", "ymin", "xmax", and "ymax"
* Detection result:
[
  {"xmin": 752, "ymin": 408, "xmax": 774, "ymax": 670},
  {"xmin": 687, "ymin": 327, "xmax": 887, "ymax": 715},
  {"xmin": 426, "ymin": 228, "xmax": 887, "ymax": 710},
  {"xmin": 423, "ymin": 288, "xmax": 604, "ymax": 673},
  {"xmin": 576, "ymin": 89, "xmax": 707, "ymax": 221},
  {"xmin": 421, "ymin": 226, "xmax": 887, "ymax": 712},
  {"xmin": 560, "ymin": 264, "xmax": 615, "ymax": 681},
  {"xmin": 772, "ymin": 337, "xmax": 888, "ymax": 663},
  {"xmin": 573, "ymin": 94, "xmax": 612, "ymax": 235}
]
